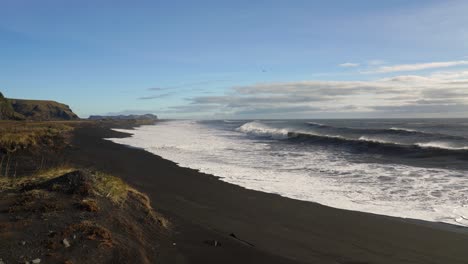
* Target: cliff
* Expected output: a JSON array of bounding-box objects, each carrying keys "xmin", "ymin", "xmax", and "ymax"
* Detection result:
[{"xmin": 0, "ymin": 92, "xmax": 79, "ymax": 121}]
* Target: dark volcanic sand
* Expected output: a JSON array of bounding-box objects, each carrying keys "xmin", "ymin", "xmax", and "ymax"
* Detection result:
[{"xmin": 64, "ymin": 124, "xmax": 468, "ymax": 264}]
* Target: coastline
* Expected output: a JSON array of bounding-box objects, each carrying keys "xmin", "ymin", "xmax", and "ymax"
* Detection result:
[{"xmin": 65, "ymin": 123, "xmax": 468, "ymax": 263}]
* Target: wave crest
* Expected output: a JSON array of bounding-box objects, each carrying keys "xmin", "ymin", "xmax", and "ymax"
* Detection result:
[
  {"xmin": 237, "ymin": 122, "xmax": 468, "ymax": 156},
  {"xmin": 389, "ymin": 127, "xmax": 418, "ymax": 133},
  {"xmin": 358, "ymin": 136, "xmax": 393, "ymax": 144},
  {"xmin": 415, "ymin": 141, "xmax": 468, "ymax": 150},
  {"xmin": 237, "ymin": 121, "xmax": 289, "ymax": 139}
]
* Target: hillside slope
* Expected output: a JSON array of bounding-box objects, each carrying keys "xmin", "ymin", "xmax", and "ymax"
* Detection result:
[
  {"xmin": 0, "ymin": 92, "xmax": 23, "ymax": 120},
  {"xmin": 0, "ymin": 92, "xmax": 79, "ymax": 121},
  {"xmin": 10, "ymin": 99, "xmax": 79, "ymax": 120}
]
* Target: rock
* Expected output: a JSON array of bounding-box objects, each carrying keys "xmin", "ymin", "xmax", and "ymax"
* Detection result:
[
  {"xmin": 204, "ymin": 239, "xmax": 221, "ymax": 247},
  {"xmin": 32, "ymin": 258, "xmax": 41, "ymax": 263},
  {"xmin": 63, "ymin": 238, "xmax": 71, "ymax": 248},
  {"xmin": 21, "ymin": 240, "xmax": 26, "ymax": 245}
]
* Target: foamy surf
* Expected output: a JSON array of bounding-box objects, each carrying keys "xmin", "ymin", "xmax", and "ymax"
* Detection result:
[
  {"xmin": 415, "ymin": 141, "xmax": 468, "ymax": 150},
  {"xmin": 108, "ymin": 120, "xmax": 468, "ymax": 227},
  {"xmin": 236, "ymin": 121, "xmax": 289, "ymax": 139},
  {"xmin": 389, "ymin": 127, "xmax": 418, "ymax": 132}
]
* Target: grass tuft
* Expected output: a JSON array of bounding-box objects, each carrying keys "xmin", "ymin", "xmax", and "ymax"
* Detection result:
[
  {"xmin": 0, "ymin": 121, "xmax": 74, "ymax": 153},
  {"xmin": 77, "ymin": 199, "xmax": 100, "ymax": 212},
  {"xmin": 92, "ymin": 172, "xmax": 130, "ymax": 205},
  {"xmin": 0, "ymin": 166, "xmax": 75, "ymax": 191},
  {"xmin": 64, "ymin": 220, "xmax": 113, "ymax": 247},
  {"xmin": 92, "ymin": 172, "xmax": 170, "ymax": 227}
]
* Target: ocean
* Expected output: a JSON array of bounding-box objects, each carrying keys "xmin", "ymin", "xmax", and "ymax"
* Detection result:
[{"xmin": 108, "ymin": 119, "xmax": 468, "ymax": 226}]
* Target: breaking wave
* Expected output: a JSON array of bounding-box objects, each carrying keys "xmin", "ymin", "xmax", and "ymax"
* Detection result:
[
  {"xmin": 236, "ymin": 121, "xmax": 289, "ymax": 139},
  {"xmin": 238, "ymin": 121, "xmax": 468, "ymax": 155},
  {"xmin": 306, "ymin": 122, "xmax": 464, "ymax": 140}
]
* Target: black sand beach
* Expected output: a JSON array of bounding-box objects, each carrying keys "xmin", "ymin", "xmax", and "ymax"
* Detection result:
[{"xmin": 64, "ymin": 124, "xmax": 468, "ymax": 264}]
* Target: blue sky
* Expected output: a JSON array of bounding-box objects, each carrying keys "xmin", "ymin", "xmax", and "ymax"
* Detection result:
[{"xmin": 1, "ymin": 0, "xmax": 468, "ymax": 118}]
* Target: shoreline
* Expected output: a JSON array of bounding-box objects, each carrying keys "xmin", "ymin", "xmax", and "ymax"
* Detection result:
[
  {"xmin": 65, "ymin": 123, "xmax": 468, "ymax": 263},
  {"xmin": 107, "ymin": 124, "xmax": 468, "ymax": 231}
]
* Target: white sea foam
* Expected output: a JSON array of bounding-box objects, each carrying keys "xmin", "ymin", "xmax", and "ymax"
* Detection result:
[
  {"xmin": 358, "ymin": 136, "xmax": 393, "ymax": 144},
  {"xmin": 416, "ymin": 141, "xmax": 468, "ymax": 150},
  {"xmin": 108, "ymin": 120, "xmax": 468, "ymax": 227},
  {"xmin": 236, "ymin": 121, "xmax": 289, "ymax": 139},
  {"xmin": 306, "ymin": 122, "xmax": 326, "ymax": 127},
  {"xmin": 389, "ymin": 127, "xmax": 418, "ymax": 132}
]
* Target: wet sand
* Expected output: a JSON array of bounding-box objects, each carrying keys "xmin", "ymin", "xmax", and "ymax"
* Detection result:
[{"xmin": 65, "ymin": 124, "xmax": 468, "ymax": 263}]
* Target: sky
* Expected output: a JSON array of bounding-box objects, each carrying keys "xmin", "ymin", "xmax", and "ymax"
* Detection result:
[{"xmin": 1, "ymin": 0, "xmax": 468, "ymax": 119}]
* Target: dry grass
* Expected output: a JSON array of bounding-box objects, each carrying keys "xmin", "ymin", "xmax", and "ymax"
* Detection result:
[
  {"xmin": 0, "ymin": 121, "xmax": 74, "ymax": 153},
  {"xmin": 64, "ymin": 220, "xmax": 113, "ymax": 247},
  {"xmin": 0, "ymin": 166, "xmax": 170, "ymax": 229},
  {"xmin": 92, "ymin": 172, "xmax": 131, "ymax": 205},
  {"xmin": 77, "ymin": 199, "xmax": 100, "ymax": 212},
  {"xmin": 127, "ymin": 189, "xmax": 170, "ymax": 228},
  {"xmin": 92, "ymin": 172, "xmax": 169, "ymax": 227},
  {"xmin": 8, "ymin": 189, "xmax": 63, "ymax": 214},
  {"xmin": 0, "ymin": 166, "xmax": 75, "ymax": 191}
]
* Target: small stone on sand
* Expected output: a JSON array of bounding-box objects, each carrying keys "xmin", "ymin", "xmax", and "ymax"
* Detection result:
[{"xmin": 63, "ymin": 238, "xmax": 71, "ymax": 248}]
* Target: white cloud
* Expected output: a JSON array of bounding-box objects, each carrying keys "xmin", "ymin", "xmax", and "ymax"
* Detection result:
[
  {"xmin": 339, "ymin": 62, "xmax": 360, "ymax": 67},
  {"xmin": 371, "ymin": 60, "xmax": 468, "ymax": 73},
  {"xmin": 168, "ymin": 69, "xmax": 468, "ymax": 118},
  {"xmin": 367, "ymin": 60, "xmax": 385, "ymax": 66},
  {"xmin": 429, "ymin": 70, "xmax": 468, "ymax": 80}
]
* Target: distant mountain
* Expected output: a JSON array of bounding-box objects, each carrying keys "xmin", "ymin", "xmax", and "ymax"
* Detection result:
[
  {"xmin": 88, "ymin": 114, "xmax": 158, "ymax": 120},
  {"xmin": 0, "ymin": 92, "xmax": 79, "ymax": 121}
]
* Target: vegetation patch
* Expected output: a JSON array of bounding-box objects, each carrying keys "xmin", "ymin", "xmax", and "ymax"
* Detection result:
[
  {"xmin": 0, "ymin": 167, "xmax": 170, "ymax": 263},
  {"xmin": 0, "ymin": 122, "xmax": 73, "ymax": 153},
  {"xmin": 127, "ymin": 189, "xmax": 170, "ymax": 228},
  {"xmin": 92, "ymin": 172, "xmax": 169, "ymax": 227},
  {"xmin": 0, "ymin": 166, "xmax": 75, "ymax": 191},
  {"xmin": 92, "ymin": 172, "xmax": 130, "ymax": 205},
  {"xmin": 77, "ymin": 199, "xmax": 100, "ymax": 212},
  {"xmin": 64, "ymin": 220, "xmax": 113, "ymax": 247}
]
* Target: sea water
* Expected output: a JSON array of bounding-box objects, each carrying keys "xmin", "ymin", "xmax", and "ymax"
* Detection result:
[{"xmin": 108, "ymin": 119, "xmax": 468, "ymax": 226}]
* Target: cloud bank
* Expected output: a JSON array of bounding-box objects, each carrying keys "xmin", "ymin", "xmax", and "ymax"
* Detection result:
[
  {"xmin": 166, "ymin": 69, "xmax": 468, "ymax": 118},
  {"xmin": 371, "ymin": 60, "xmax": 468, "ymax": 73}
]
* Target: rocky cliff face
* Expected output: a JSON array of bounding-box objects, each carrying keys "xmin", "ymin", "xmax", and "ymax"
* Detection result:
[
  {"xmin": 0, "ymin": 92, "xmax": 79, "ymax": 121},
  {"xmin": 0, "ymin": 92, "xmax": 23, "ymax": 120}
]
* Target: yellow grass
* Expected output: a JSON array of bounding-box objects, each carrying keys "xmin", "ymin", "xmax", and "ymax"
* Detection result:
[
  {"xmin": 0, "ymin": 121, "xmax": 74, "ymax": 152},
  {"xmin": 93, "ymin": 172, "xmax": 131, "ymax": 205},
  {"xmin": 0, "ymin": 166, "xmax": 169, "ymax": 228},
  {"xmin": 92, "ymin": 172, "xmax": 169, "ymax": 227},
  {"xmin": 0, "ymin": 166, "xmax": 76, "ymax": 191}
]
